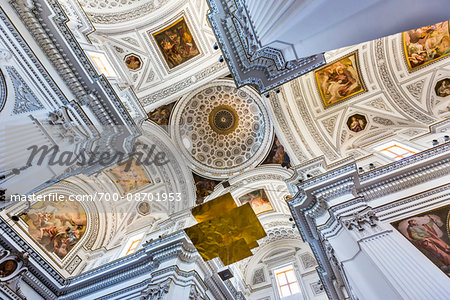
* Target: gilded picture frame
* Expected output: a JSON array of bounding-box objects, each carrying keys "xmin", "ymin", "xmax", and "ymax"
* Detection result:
[{"xmin": 315, "ymin": 51, "xmax": 366, "ymax": 108}]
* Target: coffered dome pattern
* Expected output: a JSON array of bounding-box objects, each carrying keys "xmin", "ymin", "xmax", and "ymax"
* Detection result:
[{"xmin": 170, "ymin": 79, "xmax": 274, "ymax": 179}]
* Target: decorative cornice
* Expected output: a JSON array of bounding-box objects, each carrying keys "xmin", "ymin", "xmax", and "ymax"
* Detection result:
[
  {"xmin": 206, "ymin": 0, "xmax": 325, "ymax": 93},
  {"xmin": 288, "ymin": 142, "xmax": 450, "ymax": 300}
]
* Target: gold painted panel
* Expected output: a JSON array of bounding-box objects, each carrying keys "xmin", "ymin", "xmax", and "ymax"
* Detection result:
[
  {"xmin": 403, "ymin": 21, "xmax": 450, "ymax": 71},
  {"xmin": 191, "ymin": 192, "xmax": 237, "ymax": 223},
  {"xmin": 152, "ymin": 16, "xmax": 200, "ymax": 69},
  {"xmin": 185, "ymin": 201, "xmax": 266, "ymax": 265},
  {"xmin": 315, "ymin": 52, "xmax": 365, "ymax": 107}
]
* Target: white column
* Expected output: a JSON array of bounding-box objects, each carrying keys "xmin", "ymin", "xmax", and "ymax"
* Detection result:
[
  {"xmin": 330, "ymin": 220, "xmax": 450, "ymax": 300},
  {"xmin": 243, "ymin": 0, "xmax": 450, "ymax": 59}
]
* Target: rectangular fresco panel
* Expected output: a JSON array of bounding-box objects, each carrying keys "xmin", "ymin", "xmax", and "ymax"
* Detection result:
[
  {"xmin": 239, "ymin": 189, "xmax": 273, "ymax": 215},
  {"xmin": 20, "ymin": 197, "xmax": 87, "ymax": 259},
  {"xmin": 315, "ymin": 52, "xmax": 365, "ymax": 107},
  {"xmin": 152, "ymin": 16, "xmax": 200, "ymax": 69},
  {"xmin": 403, "ymin": 21, "xmax": 450, "ymax": 70},
  {"xmin": 107, "ymin": 160, "xmax": 151, "ymax": 195},
  {"xmin": 392, "ymin": 204, "xmax": 450, "ymax": 277}
]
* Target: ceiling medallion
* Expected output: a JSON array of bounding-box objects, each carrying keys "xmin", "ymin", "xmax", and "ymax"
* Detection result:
[
  {"xmin": 170, "ymin": 79, "xmax": 274, "ymax": 179},
  {"xmin": 208, "ymin": 105, "xmax": 239, "ymax": 135}
]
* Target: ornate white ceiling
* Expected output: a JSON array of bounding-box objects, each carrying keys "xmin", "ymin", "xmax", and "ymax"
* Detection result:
[
  {"xmin": 79, "ymin": 0, "xmax": 171, "ymax": 25},
  {"xmin": 5, "ymin": 121, "xmax": 196, "ymax": 277},
  {"xmin": 170, "ymin": 79, "xmax": 274, "ymax": 179},
  {"xmin": 268, "ymin": 29, "xmax": 450, "ymax": 167},
  {"xmin": 76, "ymin": 0, "xmax": 228, "ymax": 111}
]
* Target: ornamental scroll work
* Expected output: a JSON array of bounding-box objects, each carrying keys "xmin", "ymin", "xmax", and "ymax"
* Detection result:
[{"xmin": 340, "ymin": 207, "xmax": 379, "ymax": 231}]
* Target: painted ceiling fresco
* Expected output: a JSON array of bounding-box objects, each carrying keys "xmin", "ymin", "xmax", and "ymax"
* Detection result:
[
  {"xmin": 262, "ymin": 136, "xmax": 291, "ymax": 168},
  {"xmin": 193, "ymin": 173, "xmax": 220, "ymax": 205},
  {"xmin": 315, "ymin": 51, "xmax": 366, "ymax": 107},
  {"xmin": 147, "ymin": 101, "xmax": 175, "ymax": 126},
  {"xmin": 106, "ymin": 159, "xmax": 152, "ymax": 195},
  {"xmin": 403, "ymin": 20, "xmax": 449, "ymax": 70},
  {"xmin": 151, "ymin": 16, "xmax": 200, "ymax": 69},
  {"xmin": 239, "ymin": 189, "xmax": 273, "ymax": 215},
  {"xmin": 435, "ymin": 78, "xmax": 450, "ymax": 97},
  {"xmin": 20, "ymin": 196, "xmax": 87, "ymax": 259}
]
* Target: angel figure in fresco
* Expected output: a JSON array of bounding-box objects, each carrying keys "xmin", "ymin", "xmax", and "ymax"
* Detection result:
[
  {"xmin": 407, "ymin": 215, "xmax": 450, "ymax": 267},
  {"xmin": 22, "ymin": 200, "xmax": 87, "ymax": 259}
]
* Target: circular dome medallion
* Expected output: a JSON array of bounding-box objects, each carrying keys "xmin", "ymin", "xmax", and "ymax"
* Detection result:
[
  {"xmin": 208, "ymin": 105, "xmax": 239, "ymax": 135},
  {"xmin": 170, "ymin": 79, "xmax": 274, "ymax": 179}
]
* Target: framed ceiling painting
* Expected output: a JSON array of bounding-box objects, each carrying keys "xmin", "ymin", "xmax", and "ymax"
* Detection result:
[
  {"xmin": 151, "ymin": 16, "xmax": 200, "ymax": 70},
  {"xmin": 315, "ymin": 51, "xmax": 366, "ymax": 108},
  {"xmin": 20, "ymin": 196, "xmax": 87, "ymax": 260},
  {"xmin": 403, "ymin": 20, "xmax": 450, "ymax": 71}
]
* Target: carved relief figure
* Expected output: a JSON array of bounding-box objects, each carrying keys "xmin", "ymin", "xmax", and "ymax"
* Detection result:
[
  {"xmin": 346, "ymin": 114, "xmax": 367, "ymax": 133},
  {"xmin": 21, "ymin": 197, "xmax": 87, "ymax": 259},
  {"xmin": 107, "ymin": 160, "xmax": 152, "ymax": 195},
  {"xmin": 435, "ymin": 78, "xmax": 450, "ymax": 97},
  {"xmin": 239, "ymin": 189, "xmax": 273, "ymax": 215},
  {"xmin": 124, "ymin": 54, "xmax": 142, "ymax": 71},
  {"xmin": 393, "ymin": 204, "xmax": 450, "ymax": 277},
  {"xmin": 152, "ymin": 17, "xmax": 200, "ymax": 69},
  {"xmin": 315, "ymin": 53, "xmax": 365, "ymax": 107},
  {"xmin": 404, "ymin": 21, "xmax": 450, "ymax": 70}
]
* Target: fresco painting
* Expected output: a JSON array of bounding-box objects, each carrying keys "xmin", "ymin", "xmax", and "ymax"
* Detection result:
[
  {"xmin": 148, "ymin": 102, "xmax": 176, "ymax": 126},
  {"xmin": 392, "ymin": 204, "xmax": 450, "ymax": 277},
  {"xmin": 124, "ymin": 54, "xmax": 142, "ymax": 71},
  {"xmin": 193, "ymin": 173, "xmax": 220, "ymax": 205},
  {"xmin": 152, "ymin": 17, "xmax": 200, "ymax": 69},
  {"xmin": 107, "ymin": 160, "xmax": 151, "ymax": 195},
  {"xmin": 347, "ymin": 114, "xmax": 367, "ymax": 133},
  {"xmin": 0, "ymin": 260, "xmax": 18, "ymax": 277},
  {"xmin": 137, "ymin": 201, "xmax": 151, "ymax": 215},
  {"xmin": 315, "ymin": 53, "xmax": 365, "ymax": 107},
  {"xmin": 403, "ymin": 21, "xmax": 450, "ymax": 70},
  {"xmin": 263, "ymin": 136, "xmax": 291, "ymax": 168},
  {"xmin": 21, "ymin": 197, "xmax": 87, "ymax": 259},
  {"xmin": 435, "ymin": 78, "xmax": 450, "ymax": 97},
  {"xmin": 239, "ymin": 189, "xmax": 273, "ymax": 215}
]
